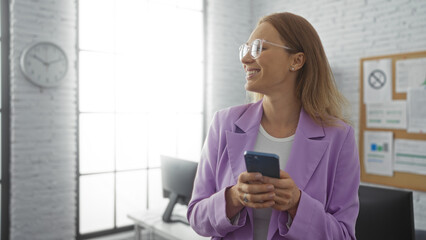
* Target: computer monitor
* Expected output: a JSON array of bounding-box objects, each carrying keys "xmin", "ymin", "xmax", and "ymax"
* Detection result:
[
  {"xmin": 160, "ymin": 155, "xmax": 198, "ymax": 225},
  {"xmin": 356, "ymin": 185, "xmax": 415, "ymax": 240}
]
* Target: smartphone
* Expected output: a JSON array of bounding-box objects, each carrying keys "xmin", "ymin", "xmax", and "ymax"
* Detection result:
[{"xmin": 244, "ymin": 151, "xmax": 280, "ymax": 178}]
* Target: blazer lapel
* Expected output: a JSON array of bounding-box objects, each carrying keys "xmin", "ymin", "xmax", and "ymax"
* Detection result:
[
  {"xmin": 226, "ymin": 130, "xmax": 258, "ymax": 183},
  {"xmin": 284, "ymin": 108, "xmax": 329, "ymax": 190},
  {"xmin": 225, "ymin": 100, "xmax": 264, "ymax": 183},
  {"xmin": 225, "ymin": 100, "xmax": 263, "ymax": 229},
  {"xmin": 269, "ymin": 108, "xmax": 329, "ymax": 239}
]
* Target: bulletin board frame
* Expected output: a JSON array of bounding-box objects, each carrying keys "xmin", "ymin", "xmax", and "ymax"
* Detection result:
[{"xmin": 359, "ymin": 51, "xmax": 426, "ymax": 192}]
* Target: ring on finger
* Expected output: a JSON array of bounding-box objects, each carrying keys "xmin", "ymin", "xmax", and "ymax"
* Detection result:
[{"xmin": 243, "ymin": 193, "xmax": 249, "ymax": 203}]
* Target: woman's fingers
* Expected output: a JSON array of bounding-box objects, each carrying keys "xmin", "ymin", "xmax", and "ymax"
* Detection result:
[
  {"xmin": 259, "ymin": 170, "xmax": 301, "ymax": 212},
  {"xmin": 243, "ymin": 191, "xmax": 275, "ymax": 203},
  {"xmin": 239, "ymin": 181, "xmax": 274, "ymax": 194},
  {"xmin": 238, "ymin": 171, "xmax": 263, "ymax": 183},
  {"xmin": 271, "ymin": 187, "xmax": 301, "ymax": 211},
  {"xmin": 272, "ymin": 189, "xmax": 292, "ymax": 204},
  {"xmin": 235, "ymin": 171, "xmax": 282, "ymax": 209},
  {"xmin": 237, "ymin": 171, "xmax": 274, "ymax": 194},
  {"xmin": 241, "ymin": 192, "xmax": 275, "ymax": 208},
  {"xmin": 273, "ymin": 188, "xmax": 292, "ymax": 198},
  {"xmin": 262, "ymin": 176, "xmax": 293, "ymax": 189},
  {"xmin": 233, "ymin": 171, "xmax": 301, "ymax": 212}
]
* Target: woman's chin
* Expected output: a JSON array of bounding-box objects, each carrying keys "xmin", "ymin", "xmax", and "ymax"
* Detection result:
[
  {"xmin": 245, "ymin": 83, "xmax": 267, "ymax": 97},
  {"xmin": 245, "ymin": 81, "xmax": 257, "ymax": 92}
]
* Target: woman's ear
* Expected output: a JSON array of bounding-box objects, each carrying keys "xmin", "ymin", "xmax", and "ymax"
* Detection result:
[{"xmin": 290, "ymin": 52, "xmax": 305, "ymax": 71}]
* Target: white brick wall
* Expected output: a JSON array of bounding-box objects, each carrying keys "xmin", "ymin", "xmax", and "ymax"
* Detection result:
[
  {"xmin": 205, "ymin": 0, "xmax": 426, "ymax": 232},
  {"xmin": 9, "ymin": 0, "xmax": 77, "ymax": 239},
  {"xmin": 205, "ymin": 0, "xmax": 253, "ymax": 124}
]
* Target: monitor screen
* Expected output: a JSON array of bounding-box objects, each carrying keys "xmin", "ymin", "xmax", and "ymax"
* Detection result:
[
  {"xmin": 160, "ymin": 155, "xmax": 198, "ymax": 225},
  {"xmin": 356, "ymin": 185, "xmax": 414, "ymax": 240}
]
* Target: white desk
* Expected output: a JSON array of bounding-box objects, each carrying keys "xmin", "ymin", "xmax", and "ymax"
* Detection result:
[{"xmin": 127, "ymin": 207, "xmax": 209, "ymax": 240}]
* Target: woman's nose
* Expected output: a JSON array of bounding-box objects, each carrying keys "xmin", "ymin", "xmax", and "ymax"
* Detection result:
[{"xmin": 241, "ymin": 52, "xmax": 254, "ymax": 65}]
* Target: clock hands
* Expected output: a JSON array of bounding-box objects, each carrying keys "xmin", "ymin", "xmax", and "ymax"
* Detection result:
[
  {"xmin": 32, "ymin": 54, "xmax": 49, "ymax": 66},
  {"xmin": 47, "ymin": 58, "xmax": 64, "ymax": 65},
  {"xmin": 32, "ymin": 54, "xmax": 64, "ymax": 68}
]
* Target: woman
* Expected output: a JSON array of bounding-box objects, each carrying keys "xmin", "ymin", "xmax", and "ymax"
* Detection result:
[{"xmin": 187, "ymin": 12, "xmax": 360, "ymax": 240}]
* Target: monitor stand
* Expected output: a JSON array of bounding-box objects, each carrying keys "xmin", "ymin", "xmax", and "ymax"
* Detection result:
[{"xmin": 162, "ymin": 193, "xmax": 189, "ymax": 225}]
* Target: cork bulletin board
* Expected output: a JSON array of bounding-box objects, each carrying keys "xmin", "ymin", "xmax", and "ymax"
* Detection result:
[{"xmin": 359, "ymin": 51, "xmax": 426, "ymax": 192}]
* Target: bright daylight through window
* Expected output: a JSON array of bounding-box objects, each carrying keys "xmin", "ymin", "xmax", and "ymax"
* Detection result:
[{"xmin": 78, "ymin": 0, "xmax": 203, "ymax": 235}]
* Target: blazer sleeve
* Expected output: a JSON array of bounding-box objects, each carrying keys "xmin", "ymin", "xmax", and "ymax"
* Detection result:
[
  {"xmin": 281, "ymin": 126, "xmax": 360, "ymax": 240},
  {"xmin": 187, "ymin": 112, "xmax": 247, "ymax": 237}
]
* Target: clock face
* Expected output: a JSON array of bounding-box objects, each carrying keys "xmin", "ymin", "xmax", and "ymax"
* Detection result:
[{"xmin": 20, "ymin": 42, "xmax": 68, "ymax": 87}]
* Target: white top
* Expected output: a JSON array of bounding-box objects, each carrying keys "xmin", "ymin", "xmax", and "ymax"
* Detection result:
[{"xmin": 252, "ymin": 124, "xmax": 294, "ymax": 240}]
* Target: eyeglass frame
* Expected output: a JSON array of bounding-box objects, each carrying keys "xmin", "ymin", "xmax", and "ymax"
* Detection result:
[{"xmin": 239, "ymin": 39, "xmax": 294, "ymax": 61}]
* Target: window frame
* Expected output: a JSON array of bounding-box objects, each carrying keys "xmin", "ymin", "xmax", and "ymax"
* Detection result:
[
  {"xmin": 76, "ymin": 1, "xmax": 206, "ymax": 239},
  {"xmin": 1, "ymin": 0, "xmax": 11, "ymax": 239}
]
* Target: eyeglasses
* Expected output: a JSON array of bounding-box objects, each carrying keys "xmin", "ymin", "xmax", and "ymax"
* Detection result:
[{"xmin": 239, "ymin": 39, "xmax": 293, "ymax": 61}]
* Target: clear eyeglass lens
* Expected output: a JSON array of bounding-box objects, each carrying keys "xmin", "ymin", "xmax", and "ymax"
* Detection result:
[
  {"xmin": 240, "ymin": 39, "xmax": 263, "ymax": 60},
  {"xmin": 240, "ymin": 44, "xmax": 248, "ymax": 60},
  {"xmin": 251, "ymin": 39, "xmax": 262, "ymax": 59}
]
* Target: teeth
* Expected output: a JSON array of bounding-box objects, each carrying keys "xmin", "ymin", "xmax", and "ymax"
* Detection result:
[{"xmin": 247, "ymin": 70, "xmax": 259, "ymax": 75}]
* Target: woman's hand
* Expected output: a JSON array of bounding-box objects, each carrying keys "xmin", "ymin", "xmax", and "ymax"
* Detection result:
[
  {"xmin": 225, "ymin": 171, "xmax": 276, "ymax": 219},
  {"xmin": 262, "ymin": 170, "xmax": 301, "ymax": 219}
]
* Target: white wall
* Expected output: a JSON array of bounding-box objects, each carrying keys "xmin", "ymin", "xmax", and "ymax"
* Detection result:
[
  {"xmin": 205, "ymin": 0, "xmax": 426, "ymax": 231},
  {"xmin": 9, "ymin": 0, "xmax": 77, "ymax": 239},
  {"xmin": 204, "ymin": 0, "xmax": 253, "ymax": 124}
]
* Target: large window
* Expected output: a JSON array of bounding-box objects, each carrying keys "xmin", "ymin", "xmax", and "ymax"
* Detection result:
[{"xmin": 78, "ymin": 0, "xmax": 204, "ymax": 237}]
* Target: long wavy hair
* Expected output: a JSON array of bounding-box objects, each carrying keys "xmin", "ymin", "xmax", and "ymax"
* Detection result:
[{"xmin": 252, "ymin": 12, "xmax": 350, "ymax": 126}]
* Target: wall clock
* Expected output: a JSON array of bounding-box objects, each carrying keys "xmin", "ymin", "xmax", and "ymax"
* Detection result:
[{"xmin": 20, "ymin": 42, "xmax": 68, "ymax": 87}]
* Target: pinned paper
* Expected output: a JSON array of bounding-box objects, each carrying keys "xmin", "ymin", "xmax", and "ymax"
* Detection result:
[
  {"xmin": 363, "ymin": 59, "xmax": 392, "ymax": 103},
  {"xmin": 366, "ymin": 101, "xmax": 407, "ymax": 129},
  {"xmin": 396, "ymin": 57, "xmax": 426, "ymax": 93},
  {"xmin": 363, "ymin": 131, "xmax": 394, "ymax": 176},
  {"xmin": 394, "ymin": 139, "xmax": 426, "ymax": 175},
  {"xmin": 407, "ymin": 88, "xmax": 426, "ymax": 133}
]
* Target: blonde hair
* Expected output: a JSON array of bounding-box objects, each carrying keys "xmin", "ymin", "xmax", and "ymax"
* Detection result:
[{"xmin": 252, "ymin": 12, "xmax": 350, "ymax": 126}]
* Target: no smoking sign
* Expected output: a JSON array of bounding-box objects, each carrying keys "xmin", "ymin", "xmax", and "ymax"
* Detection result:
[{"xmin": 368, "ymin": 69, "xmax": 387, "ymax": 89}]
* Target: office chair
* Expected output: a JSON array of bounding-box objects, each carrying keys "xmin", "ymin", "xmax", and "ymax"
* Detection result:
[{"xmin": 355, "ymin": 185, "xmax": 415, "ymax": 240}]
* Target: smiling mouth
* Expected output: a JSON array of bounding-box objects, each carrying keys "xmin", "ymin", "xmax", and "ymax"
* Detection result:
[{"xmin": 246, "ymin": 69, "xmax": 260, "ymax": 79}]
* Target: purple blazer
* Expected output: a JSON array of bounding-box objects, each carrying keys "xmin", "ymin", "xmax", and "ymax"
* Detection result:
[{"xmin": 187, "ymin": 100, "xmax": 360, "ymax": 240}]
